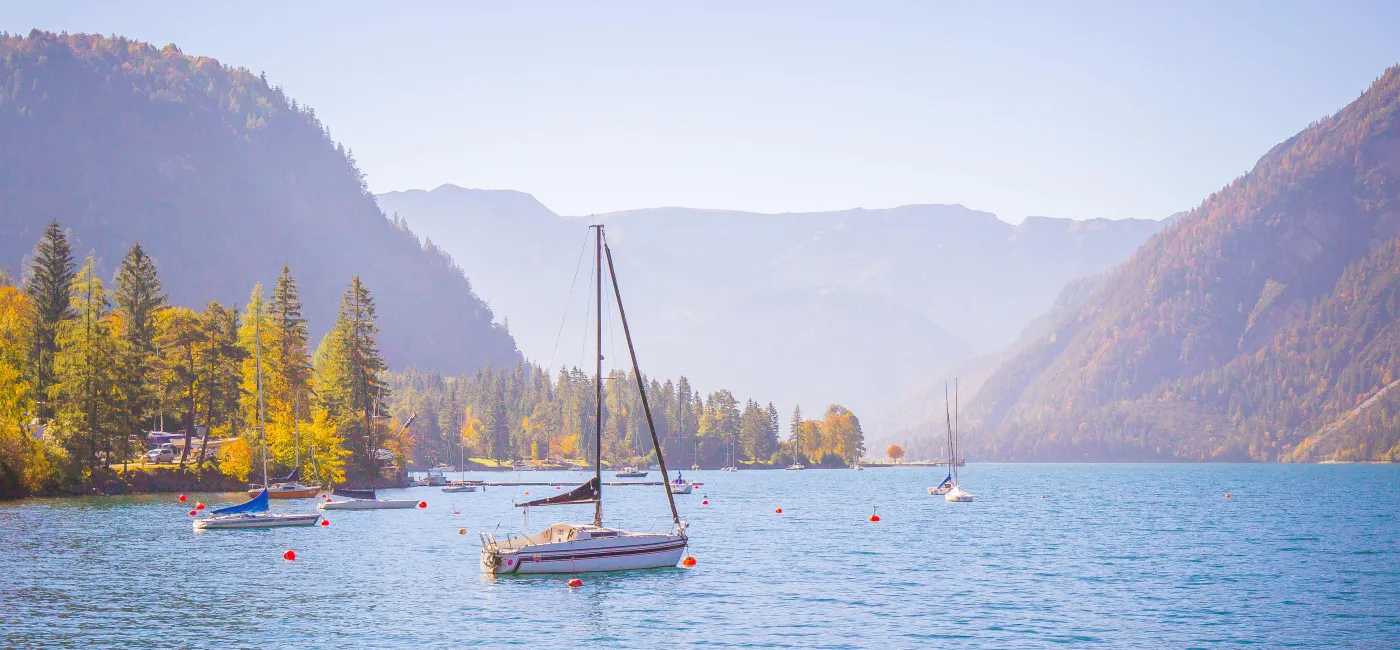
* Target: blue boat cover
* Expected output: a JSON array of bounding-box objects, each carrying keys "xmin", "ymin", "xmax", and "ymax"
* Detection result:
[
  {"xmin": 937, "ymin": 473, "xmax": 953, "ymax": 489},
  {"xmin": 212, "ymin": 489, "xmax": 269, "ymax": 515}
]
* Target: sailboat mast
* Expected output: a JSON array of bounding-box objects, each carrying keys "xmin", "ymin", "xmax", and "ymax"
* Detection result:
[
  {"xmin": 254, "ymin": 301, "xmax": 268, "ymax": 490},
  {"xmin": 953, "ymin": 378, "xmax": 960, "ymax": 483},
  {"xmin": 603, "ymin": 231, "xmax": 682, "ymax": 528},
  {"xmin": 593, "ymin": 224, "xmax": 604, "ymax": 527},
  {"xmin": 294, "ymin": 391, "xmax": 300, "ymax": 475}
]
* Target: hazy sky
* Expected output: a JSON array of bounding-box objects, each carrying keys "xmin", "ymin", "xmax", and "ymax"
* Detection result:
[{"xmin": 6, "ymin": 1, "xmax": 1400, "ymax": 221}]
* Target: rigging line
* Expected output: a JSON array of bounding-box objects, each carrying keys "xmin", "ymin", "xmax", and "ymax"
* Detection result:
[
  {"xmin": 547, "ymin": 229, "xmax": 593, "ymax": 372},
  {"xmin": 579, "ymin": 255, "xmax": 595, "ymax": 375}
]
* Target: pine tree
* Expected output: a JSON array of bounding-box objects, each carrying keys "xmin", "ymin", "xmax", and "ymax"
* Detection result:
[
  {"xmin": 269, "ymin": 263, "xmax": 312, "ymax": 421},
  {"xmin": 25, "ymin": 221, "xmax": 76, "ymax": 419},
  {"xmin": 50, "ymin": 256, "xmax": 115, "ymax": 477},
  {"xmin": 316, "ymin": 276, "xmax": 387, "ymax": 480},
  {"xmin": 112, "ymin": 243, "xmax": 166, "ymax": 469},
  {"xmin": 194, "ymin": 301, "xmax": 244, "ymax": 470},
  {"xmin": 158, "ymin": 307, "xmax": 208, "ymax": 473}
]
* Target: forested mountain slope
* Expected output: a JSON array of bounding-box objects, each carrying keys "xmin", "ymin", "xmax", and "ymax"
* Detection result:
[
  {"xmin": 0, "ymin": 31, "xmax": 517, "ymax": 373},
  {"xmin": 969, "ymin": 66, "xmax": 1400, "ymax": 462}
]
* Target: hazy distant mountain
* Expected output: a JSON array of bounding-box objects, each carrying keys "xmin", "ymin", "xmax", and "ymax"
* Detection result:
[
  {"xmin": 377, "ymin": 186, "xmax": 1167, "ymax": 428},
  {"xmin": 966, "ymin": 66, "xmax": 1400, "ymax": 462},
  {"xmin": 0, "ymin": 32, "xmax": 518, "ymax": 373}
]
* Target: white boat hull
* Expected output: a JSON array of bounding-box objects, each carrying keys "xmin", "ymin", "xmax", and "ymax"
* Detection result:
[
  {"xmin": 945, "ymin": 486, "xmax": 973, "ymax": 502},
  {"xmin": 317, "ymin": 499, "xmax": 419, "ymax": 510},
  {"xmin": 482, "ymin": 525, "xmax": 686, "ymax": 575},
  {"xmin": 441, "ymin": 485, "xmax": 477, "ymax": 493},
  {"xmin": 193, "ymin": 512, "xmax": 321, "ymax": 530},
  {"xmin": 928, "ymin": 485, "xmax": 952, "ymax": 495},
  {"xmin": 668, "ymin": 483, "xmax": 693, "ymax": 494}
]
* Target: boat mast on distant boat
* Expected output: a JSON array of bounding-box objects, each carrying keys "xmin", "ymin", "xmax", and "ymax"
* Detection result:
[{"xmin": 942, "ymin": 379, "xmax": 973, "ymax": 503}]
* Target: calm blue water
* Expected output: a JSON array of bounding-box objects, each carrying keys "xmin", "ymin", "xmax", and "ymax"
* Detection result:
[{"xmin": 2, "ymin": 464, "xmax": 1398, "ymax": 648}]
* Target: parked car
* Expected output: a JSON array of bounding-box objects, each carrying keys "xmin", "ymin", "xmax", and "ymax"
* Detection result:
[{"xmin": 145, "ymin": 447, "xmax": 174, "ymax": 464}]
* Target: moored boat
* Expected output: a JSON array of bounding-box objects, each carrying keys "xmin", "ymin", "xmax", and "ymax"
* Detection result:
[
  {"xmin": 479, "ymin": 225, "xmax": 688, "ymax": 575},
  {"xmin": 195, "ymin": 310, "xmax": 319, "ymax": 530}
]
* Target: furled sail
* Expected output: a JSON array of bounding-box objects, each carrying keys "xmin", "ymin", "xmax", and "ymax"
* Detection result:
[
  {"xmin": 936, "ymin": 473, "xmax": 953, "ymax": 490},
  {"xmin": 333, "ymin": 487, "xmax": 376, "ymax": 500},
  {"xmin": 516, "ymin": 477, "xmax": 600, "ymax": 508},
  {"xmin": 212, "ymin": 489, "xmax": 269, "ymax": 515}
]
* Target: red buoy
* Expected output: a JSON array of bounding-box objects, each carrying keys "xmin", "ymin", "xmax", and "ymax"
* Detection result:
[
  {"xmin": 681, "ymin": 556, "xmax": 697, "ymax": 567},
  {"xmin": 775, "ymin": 507, "xmax": 783, "ymax": 514},
  {"xmin": 1225, "ymin": 493, "xmax": 1232, "ymax": 499},
  {"xmin": 320, "ymin": 493, "xmax": 327, "ymax": 498},
  {"xmin": 282, "ymin": 549, "xmax": 296, "ymax": 561},
  {"xmin": 453, "ymin": 509, "xmax": 460, "ymax": 515},
  {"xmin": 178, "ymin": 494, "xmax": 187, "ymax": 503},
  {"xmin": 702, "ymin": 500, "xmax": 709, "ymax": 505},
  {"xmin": 319, "ymin": 519, "xmax": 329, "ymax": 527},
  {"xmin": 188, "ymin": 509, "xmax": 197, "ymax": 516},
  {"xmin": 417, "ymin": 501, "xmax": 427, "ymax": 509},
  {"xmin": 195, "ymin": 502, "xmax": 205, "ymax": 510},
  {"xmin": 869, "ymin": 508, "xmax": 881, "ymax": 523},
  {"xmin": 567, "ymin": 578, "xmax": 583, "ymax": 587}
]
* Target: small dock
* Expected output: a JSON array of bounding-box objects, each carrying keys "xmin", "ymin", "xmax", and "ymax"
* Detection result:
[{"xmin": 483, "ymin": 481, "xmax": 662, "ymax": 487}]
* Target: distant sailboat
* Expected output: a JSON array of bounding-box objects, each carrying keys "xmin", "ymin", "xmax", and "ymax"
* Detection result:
[
  {"xmin": 479, "ymin": 225, "xmax": 688, "ymax": 574},
  {"xmin": 195, "ymin": 308, "xmax": 320, "ymax": 530},
  {"xmin": 928, "ymin": 383, "xmax": 956, "ymax": 496},
  {"xmin": 254, "ymin": 392, "xmax": 321, "ymax": 499},
  {"xmin": 786, "ymin": 427, "xmax": 805, "ymax": 470}
]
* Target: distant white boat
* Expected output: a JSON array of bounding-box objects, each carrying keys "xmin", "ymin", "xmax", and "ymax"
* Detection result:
[
  {"xmin": 441, "ymin": 483, "xmax": 478, "ymax": 493},
  {"xmin": 614, "ymin": 466, "xmax": 648, "ymax": 478},
  {"xmin": 937, "ymin": 380, "xmax": 973, "ymax": 503},
  {"xmin": 784, "ymin": 463, "xmax": 804, "ymax": 471}
]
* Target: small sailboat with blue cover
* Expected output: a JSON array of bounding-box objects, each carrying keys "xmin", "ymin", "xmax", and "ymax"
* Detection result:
[{"xmin": 195, "ymin": 305, "xmax": 320, "ymax": 530}]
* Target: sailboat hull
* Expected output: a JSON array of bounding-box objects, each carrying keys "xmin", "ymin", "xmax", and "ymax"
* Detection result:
[
  {"xmin": 317, "ymin": 499, "xmax": 418, "ymax": 510},
  {"xmin": 482, "ymin": 528, "xmax": 686, "ymax": 575},
  {"xmin": 251, "ymin": 484, "xmax": 321, "ymax": 499},
  {"xmin": 193, "ymin": 513, "xmax": 321, "ymax": 530}
]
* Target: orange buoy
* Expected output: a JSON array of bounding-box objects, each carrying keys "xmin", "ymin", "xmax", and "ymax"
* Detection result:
[
  {"xmin": 869, "ymin": 507, "xmax": 880, "ymax": 522},
  {"xmin": 775, "ymin": 507, "xmax": 783, "ymax": 514},
  {"xmin": 681, "ymin": 556, "xmax": 697, "ymax": 567},
  {"xmin": 459, "ymin": 528, "xmax": 466, "ymax": 535},
  {"xmin": 195, "ymin": 502, "xmax": 205, "ymax": 510},
  {"xmin": 567, "ymin": 578, "xmax": 583, "ymax": 587},
  {"xmin": 282, "ymin": 549, "xmax": 296, "ymax": 561},
  {"xmin": 178, "ymin": 494, "xmax": 187, "ymax": 502},
  {"xmin": 319, "ymin": 519, "xmax": 329, "ymax": 527},
  {"xmin": 188, "ymin": 509, "xmax": 197, "ymax": 516},
  {"xmin": 417, "ymin": 501, "xmax": 427, "ymax": 509}
]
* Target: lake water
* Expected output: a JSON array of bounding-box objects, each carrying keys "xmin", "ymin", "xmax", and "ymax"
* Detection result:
[{"xmin": 2, "ymin": 464, "xmax": 1398, "ymax": 648}]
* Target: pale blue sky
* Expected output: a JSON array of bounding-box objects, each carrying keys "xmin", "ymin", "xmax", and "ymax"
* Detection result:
[{"xmin": 6, "ymin": 1, "xmax": 1399, "ymax": 221}]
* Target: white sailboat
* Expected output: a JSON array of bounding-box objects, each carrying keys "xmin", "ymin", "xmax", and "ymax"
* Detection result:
[
  {"xmin": 785, "ymin": 429, "xmax": 805, "ymax": 470},
  {"xmin": 442, "ymin": 437, "xmax": 478, "ymax": 492},
  {"xmin": 480, "ymin": 225, "xmax": 688, "ymax": 575},
  {"xmin": 928, "ymin": 382, "xmax": 956, "ymax": 496},
  {"xmin": 195, "ymin": 306, "xmax": 320, "ymax": 530},
  {"xmin": 943, "ymin": 380, "xmax": 973, "ymax": 503}
]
